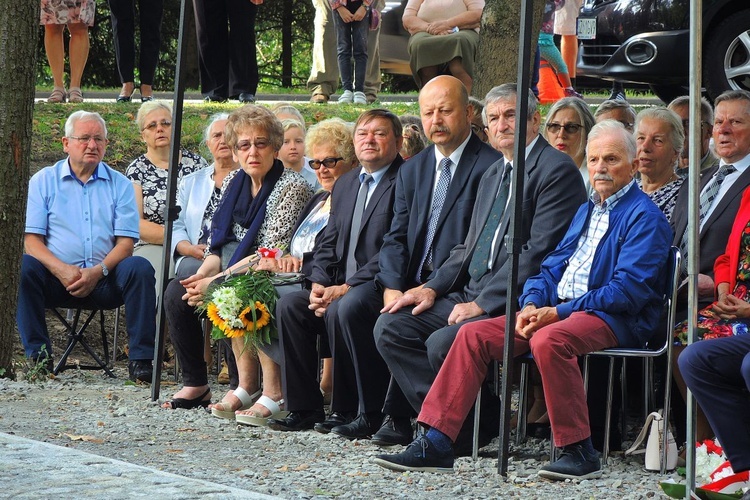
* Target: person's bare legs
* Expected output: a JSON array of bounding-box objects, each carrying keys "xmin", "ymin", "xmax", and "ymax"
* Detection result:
[
  {"xmin": 209, "ymin": 337, "xmax": 262, "ymax": 410},
  {"xmin": 673, "ymin": 345, "xmax": 714, "ymax": 442},
  {"xmin": 560, "ymin": 35, "xmax": 578, "ymax": 80},
  {"xmin": 44, "ymin": 24, "xmax": 66, "ymax": 89},
  {"xmin": 320, "ymin": 357, "xmax": 333, "ymax": 400},
  {"xmin": 67, "ymin": 23, "xmax": 90, "ymax": 90},
  {"xmin": 417, "ymin": 65, "xmax": 440, "ymax": 89},
  {"xmin": 237, "ymin": 348, "xmax": 284, "ymax": 417},
  {"xmin": 447, "ymin": 57, "xmax": 472, "ymax": 93}
]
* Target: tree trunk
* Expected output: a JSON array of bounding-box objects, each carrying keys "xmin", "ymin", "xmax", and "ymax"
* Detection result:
[
  {"xmin": 473, "ymin": 0, "xmax": 545, "ymax": 98},
  {"xmin": 0, "ymin": 0, "xmax": 38, "ymax": 378}
]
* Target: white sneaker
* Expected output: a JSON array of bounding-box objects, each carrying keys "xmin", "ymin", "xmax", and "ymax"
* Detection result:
[
  {"xmin": 338, "ymin": 90, "xmax": 354, "ymax": 104},
  {"xmin": 353, "ymin": 91, "xmax": 367, "ymax": 105}
]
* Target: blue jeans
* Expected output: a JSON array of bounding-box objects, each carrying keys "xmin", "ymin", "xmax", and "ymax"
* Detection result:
[
  {"xmin": 16, "ymin": 254, "xmax": 157, "ymax": 361},
  {"xmin": 333, "ymin": 11, "xmax": 369, "ymax": 92}
]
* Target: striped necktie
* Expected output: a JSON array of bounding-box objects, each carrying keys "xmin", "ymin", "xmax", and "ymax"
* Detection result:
[
  {"xmin": 346, "ymin": 173, "xmax": 373, "ymax": 280},
  {"xmin": 416, "ymin": 157, "xmax": 452, "ymax": 282}
]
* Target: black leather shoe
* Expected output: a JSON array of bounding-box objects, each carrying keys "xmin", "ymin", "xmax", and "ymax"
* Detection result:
[
  {"xmin": 238, "ymin": 93, "xmax": 256, "ymax": 103},
  {"xmin": 371, "ymin": 415, "xmax": 413, "ymax": 446},
  {"xmin": 314, "ymin": 411, "xmax": 355, "ymax": 434},
  {"xmin": 128, "ymin": 359, "xmax": 153, "ymax": 383},
  {"xmin": 331, "ymin": 412, "xmax": 382, "ymax": 440},
  {"xmin": 267, "ymin": 410, "xmax": 325, "ymax": 431},
  {"xmin": 204, "ymin": 95, "xmax": 228, "ymax": 103}
]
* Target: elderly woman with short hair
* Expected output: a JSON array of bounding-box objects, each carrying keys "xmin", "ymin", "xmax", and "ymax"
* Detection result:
[
  {"xmin": 126, "ymin": 101, "xmax": 209, "ymax": 288},
  {"xmin": 634, "ymin": 107, "xmax": 685, "ymax": 222},
  {"xmin": 171, "ymin": 113, "xmax": 238, "ymax": 279},
  {"xmin": 162, "ymin": 105, "xmax": 313, "ymax": 420}
]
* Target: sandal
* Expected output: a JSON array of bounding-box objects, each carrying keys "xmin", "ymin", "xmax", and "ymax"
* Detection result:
[
  {"xmin": 67, "ymin": 87, "xmax": 84, "ymax": 103},
  {"xmin": 210, "ymin": 387, "xmax": 261, "ymax": 420},
  {"xmin": 235, "ymin": 395, "xmax": 288, "ymax": 427},
  {"xmin": 163, "ymin": 388, "xmax": 211, "ymax": 410},
  {"xmin": 48, "ymin": 87, "xmax": 66, "ymax": 104}
]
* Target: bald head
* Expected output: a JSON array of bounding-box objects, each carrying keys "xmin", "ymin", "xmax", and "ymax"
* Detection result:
[{"xmin": 419, "ymin": 76, "xmax": 472, "ymax": 156}]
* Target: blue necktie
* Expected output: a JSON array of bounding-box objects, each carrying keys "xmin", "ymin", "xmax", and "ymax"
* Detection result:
[
  {"xmin": 416, "ymin": 157, "xmax": 452, "ymax": 282},
  {"xmin": 346, "ymin": 173, "xmax": 373, "ymax": 280},
  {"xmin": 468, "ymin": 163, "xmax": 512, "ymax": 281}
]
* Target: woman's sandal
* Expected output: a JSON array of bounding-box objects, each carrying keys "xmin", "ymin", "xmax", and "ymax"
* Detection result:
[
  {"xmin": 48, "ymin": 87, "xmax": 66, "ymax": 104},
  {"xmin": 235, "ymin": 395, "xmax": 288, "ymax": 427},
  {"xmin": 163, "ymin": 388, "xmax": 211, "ymax": 410},
  {"xmin": 67, "ymin": 87, "xmax": 84, "ymax": 104},
  {"xmin": 210, "ymin": 387, "xmax": 261, "ymax": 420}
]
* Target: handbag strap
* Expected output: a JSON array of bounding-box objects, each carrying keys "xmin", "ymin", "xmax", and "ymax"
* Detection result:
[{"xmin": 625, "ymin": 410, "xmax": 662, "ymax": 456}]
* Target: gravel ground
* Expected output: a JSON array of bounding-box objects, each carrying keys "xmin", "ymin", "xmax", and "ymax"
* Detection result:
[{"xmin": 0, "ymin": 362, "xmax": 677, "ymax": 499}]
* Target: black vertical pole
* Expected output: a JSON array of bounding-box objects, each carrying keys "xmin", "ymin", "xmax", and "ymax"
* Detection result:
[
  {"xmin": 497, "ymin": 0, "xmax": 535, "ymax": 475},
  {"xmin": 151, "ymin": 0, "xmax": 190, "ymax": 401}
]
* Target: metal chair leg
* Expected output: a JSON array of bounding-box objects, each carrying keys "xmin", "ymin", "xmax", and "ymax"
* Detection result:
[
  {"xmin": 516, "ymin": 361, "xmax": 530, "ymax": 446},
  {"xmin": 602, "ymin": 358, "xmax": 615, "ymax": 465},
  {"xmin": 472, "ymin": 386, "xmax": 481, "ymax": 460}
]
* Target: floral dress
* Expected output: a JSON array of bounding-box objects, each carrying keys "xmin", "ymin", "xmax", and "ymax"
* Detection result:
[
  {"xmin": 638, "ymin": 177, "xmax": 684, "ymax": 223},
  {"xmin": 125, "ymin": 150, "xmax": 209, "ymax": 246},
  {"xmin": 40, "ymin": 0, "xmax": 96, "ymax": 26},
  {"xmin": 674, "ymin": 219, "xmax": 750, "ymax": 344}
]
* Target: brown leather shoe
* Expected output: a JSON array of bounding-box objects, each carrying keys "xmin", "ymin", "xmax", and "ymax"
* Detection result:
[{"xmin": 310, "ymin": 93, "xmax": 329, "ymax": 104}]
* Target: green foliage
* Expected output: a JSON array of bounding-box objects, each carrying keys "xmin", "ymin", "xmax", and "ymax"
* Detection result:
[
  {"xmin": 24, "ymin": 346, "xmax": 52, "ymax": 383},
  {"xmin": 36, "ymin": 0, "xmax": 315, "ymax": 90}
]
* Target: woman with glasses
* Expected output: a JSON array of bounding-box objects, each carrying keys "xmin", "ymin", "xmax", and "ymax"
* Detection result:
[
  {"xmin": 633, "ymin": 107, "xmax": 685, "ymax": 222},
  {"xmin": 125, "ymin": 101, "xmax": 209, "ymax": 291},
  {"xmin": 543, "ymin": 97, "xmax": 595, "ymax": 192},
  {"xmin": 163, "ymin": 105, "xmax": 313, "ymax": 420}
]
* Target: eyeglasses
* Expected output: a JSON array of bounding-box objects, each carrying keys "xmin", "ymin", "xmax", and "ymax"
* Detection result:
[
  {"xmin": 546, "ymin": 122, "xmax": 583, "ymax": 134},
  {"xmin": 681, "ymin": 119, "xmax": 712, "ymax": 129},
  {"xmin": 235, "ymin": 139, "xmax": 270, "ymax": 152},
  {"xmin": 142, "ymin": 119, "xmax": 172, "ymax": 131},
  {"xmin": 308, "ymin": 157, "xmax": 343, "ymax": 169},
  {"xmin": 68, "ymin": 135, "xmax": 107, "ymax": 145}
]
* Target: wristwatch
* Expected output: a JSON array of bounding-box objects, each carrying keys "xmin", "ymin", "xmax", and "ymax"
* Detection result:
[{"xmin": 100, "ymin": 262, "xmax": 109, "ymax": 277}]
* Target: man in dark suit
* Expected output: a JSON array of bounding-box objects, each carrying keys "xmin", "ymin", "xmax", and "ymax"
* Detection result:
[
  {"xmin": 325, "ymin": 76, "xmax": 501, "ymax": 443},
  {"xmin": 671, "ymin": 89, "xmax": 750, "ymax": 314},
  {"xmin": 374, "ymin": 83, "xmax": 587, "ymax": 441},
  {"xmin": 267, "ymin": 109, "xmax": 404, "ymax": 431}
]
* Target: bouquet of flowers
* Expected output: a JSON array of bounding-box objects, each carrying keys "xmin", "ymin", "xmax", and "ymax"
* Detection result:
[
  {"xmin": 197, "ymin": 265, "xmax": 279, "ymax": 350},
  {"xmin": 661, "ymin": 440, "xmax": 750, "ymax": 499}
]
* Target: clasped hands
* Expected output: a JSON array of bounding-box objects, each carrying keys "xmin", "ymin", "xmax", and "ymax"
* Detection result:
[
  {"xmin": 710, "ymin": 292, "xmax": 750, "ymax": 321},
  {"xmin": 336, "ymin": 5, "xmax": 367, "ymax": 23},
  {"xmin": 59, "ymin": 263, "xmax": 101, "ymax": 298},
  {"xmin": 516, "ymin": 304, "xmax": 559, "ymax": 339},
  {"xmin": 181, "ymin": 273, "xmax": 213, "ymax": 307},
  {"xmin": 425, "ymin": 20, "xmax": 456, "ymax": 36},
  {"xmin": 308, "ymin": 283, "xmax": 350, "ymax": 317}
]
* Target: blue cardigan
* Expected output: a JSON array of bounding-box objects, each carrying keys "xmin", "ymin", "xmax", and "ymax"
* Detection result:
[{"xmin": 519, "ymin": 185, "xmax": 672, "ymax": 348}]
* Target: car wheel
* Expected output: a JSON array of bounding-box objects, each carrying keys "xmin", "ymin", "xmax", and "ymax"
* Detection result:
[
  {"xmin": 704, "ymin": 10, "xmax": 750, "ymax": 101},
  {"xmin": 649, "ymin": 84, "xmax": 688, "ymax": 105}
]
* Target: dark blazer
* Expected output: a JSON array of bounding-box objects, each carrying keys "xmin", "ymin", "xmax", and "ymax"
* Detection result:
[
  {"xmin": 291, "ymin": 189, "xmax": 331, "ymax": 278},
  {"xmin": 671, "ymin": 162, "xmax": 750, "ymax": 279},
  {"xmin": 376, "ymin": 133, "xmax": 502, "ymax": 290},
  {"xmin": 309, "ymin": 156, "xmax": 403, "ymax": 287},
  {"xmin": 426, "ymin": 135, "xmax": 587, "ymax": 316}
]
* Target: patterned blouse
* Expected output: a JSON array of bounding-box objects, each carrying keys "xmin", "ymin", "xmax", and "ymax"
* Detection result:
[
  {"xmin": 638, "ymin": 177, "xmax": 684, "ymax": 223},
  {"xmin": 126, "ymin": 150, "xmax": 209, "ymax": 231},
  {"xmin": 207, "ymin": 168, "xmax": 313, "ymax": 256}
]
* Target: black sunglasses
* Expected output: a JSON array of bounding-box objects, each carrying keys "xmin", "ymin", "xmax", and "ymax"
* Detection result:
[
  {"xmin": 308, "ymin": 157, "xmax": 343, "ymax": 169},
  {"xmin": 546, "ymin": 122, "xmax": 583, "ymax": 134}
]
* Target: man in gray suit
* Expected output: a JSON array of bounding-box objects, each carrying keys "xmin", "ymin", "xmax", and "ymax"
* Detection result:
[
  {"xmin": 325, "ymin": 76, "xmax": 501, "ymax": 444},
  {"xmin": 374, "ymin": 83, "xmax": 587, "ymax": 444}
]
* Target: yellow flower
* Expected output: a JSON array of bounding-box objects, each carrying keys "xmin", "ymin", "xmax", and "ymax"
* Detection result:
[
  {"xmin": 240, "ymin": 301, "xmax": 271, "ymax": 330},
  {"xmin": 206, "ymin": 303, "xmax": 227, "ymax": 331}
]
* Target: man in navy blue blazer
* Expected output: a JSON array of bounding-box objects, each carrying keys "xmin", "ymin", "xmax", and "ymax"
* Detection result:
[
  {"xmin": 325, "ymin": 76, "xmax": 502, "ymax": 444},
  {"xmin": 268, "ymin": 109, "xmax": 404, "ymax": 433}
]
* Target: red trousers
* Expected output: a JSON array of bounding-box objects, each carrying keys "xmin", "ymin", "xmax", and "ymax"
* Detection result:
[{"xmin": 419, "ymin": 311, "xmax": 618, "ymax": 447}]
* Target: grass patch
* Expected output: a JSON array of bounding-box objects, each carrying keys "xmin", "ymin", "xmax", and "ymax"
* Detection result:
[{"xmin": 31, "ymin": 101, "xmax": 422, "ymax": 174}]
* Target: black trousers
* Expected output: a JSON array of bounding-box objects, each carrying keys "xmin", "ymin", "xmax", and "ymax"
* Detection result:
[
  {"xmin": 276, "ymin": 289, "xmax": 357, "ymax": 414},
  {"xmin": 164, "ymin": 278, "xmax": 207, "ymax": 387},
  {"xmin": 108, "ymin": 0, "xmax": 164, "ymax": 85},
  {"xmin": 192, "ymin": 0, "xmax": 258, "ymax": 98}
]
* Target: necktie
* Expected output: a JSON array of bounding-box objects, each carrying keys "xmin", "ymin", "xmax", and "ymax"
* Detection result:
[
  {"xmin": 415, "ymin": 157, "xmax": 453, "ymax": 282},
  {"xmin": 468, "ymin": 163, "xmax": 512, "ymax": 281},
  {"xmin": 346, "ymin": 173, "xmax": 373, "ymax": 280},
  {"xmin": 679, "ymin": 163, "xmax": 736, "ymax": 272}
]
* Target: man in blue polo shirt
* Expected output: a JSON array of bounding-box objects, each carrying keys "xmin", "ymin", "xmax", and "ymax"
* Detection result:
[{"xmin": 17, "ymin": 110, "xmax": 156, "ymax": 382}]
